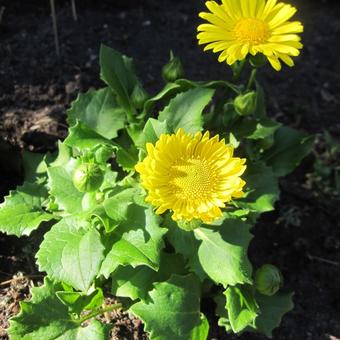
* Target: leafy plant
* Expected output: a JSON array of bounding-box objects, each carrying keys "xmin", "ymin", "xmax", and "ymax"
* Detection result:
[{"xmin": 0, "ymin": 43, "xmax": 313, "ymax": 339}]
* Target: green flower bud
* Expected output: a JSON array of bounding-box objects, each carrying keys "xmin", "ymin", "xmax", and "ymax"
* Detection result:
[
  {"xmin": 95, "ymin": 144, "xmax": 114, "ymax": 164},
  {"xmin": 234, "ymin": 91, "xmax": 257, "ymax": 116},
  {"xmin": 72, "ymin": 163, "xmax": 104, "ymax": 193},
  {"xmin": 255, "ymin": 264, "xmax": 283, "ymax": 296},
  {"xmin": 131, "ymin": 83, "xmax": 149, "ymax": 109},
  {"xmin": 177, "ymin": 219, "xmax": 202, "ymax": 232},
  {"xmin": 162, "ymin": 52, "xmax": 184, "ymax": 82}
]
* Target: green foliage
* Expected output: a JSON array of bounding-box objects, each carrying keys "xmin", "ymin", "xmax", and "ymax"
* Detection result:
[
  {"xmin": 2, "ymin": 45, "xmax": 311, "ymax": 339},
  {"xmin": 8, "ymin": 278, "xmax": 110, "ymax": 340},
  {"xmin": 130, "ymin": 274, "xmax": 205, "ymax": 340},
  {"xmin": 0, "ymin": 182, "xmax": 54, "ymax": 236}
]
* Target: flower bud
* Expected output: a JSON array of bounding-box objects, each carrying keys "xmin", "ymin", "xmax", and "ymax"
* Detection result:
[
  {"xmin": 162, "ymin": 52, "xmax": 184, "ymax": 82},
  {"xmin": 72, "ymin": 163, "xmax": 104, "ymax": 193},
  {"xmin": 177, "ymin": 219, "xmax": 202, "ymax": 231},
  {"xmin": 255, "ymin": 264, "xmax": 283, "ymax": 296},
  {"xmin": 131, "ymin": 83, "xmax": 149, "ymax": 109},
  {"xmin": 234, "ymin": 91, "xmax": 257, "ymax": 116}
]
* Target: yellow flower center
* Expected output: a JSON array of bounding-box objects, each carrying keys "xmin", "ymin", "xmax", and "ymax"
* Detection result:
[
  {"xmin": 169, "ymin": 158, "xmax": 214, "ymax": 200},
  {"xmin": 234, "ymin": 18, "xmax": 270, "ymax": 44}
]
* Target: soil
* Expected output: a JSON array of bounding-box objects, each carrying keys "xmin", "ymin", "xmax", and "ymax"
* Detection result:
[{"xmin": 0, "ymin": 0, "xmax": 340, "ymax": 339}]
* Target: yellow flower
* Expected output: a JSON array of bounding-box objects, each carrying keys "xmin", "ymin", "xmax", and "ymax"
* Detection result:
[
  {"xmin": 135, "ymin": 129, "xmax": 246, "ymax": 224},
  {"xmin": 197, "ymin": 0, "xmax": 304, "ymax": 71}
]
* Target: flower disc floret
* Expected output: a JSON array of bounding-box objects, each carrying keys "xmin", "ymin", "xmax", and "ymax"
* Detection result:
[
  {"xmin": 197, "ymin": 0, "xmax": 304, "ymax": 71},
  {"xmin": 135, "ymin": 129, "xmax": 246, "ymax": 223}
]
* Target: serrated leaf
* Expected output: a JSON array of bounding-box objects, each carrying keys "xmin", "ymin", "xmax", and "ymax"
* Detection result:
[
  {"xmin": 194, "ymin": 220, "xmax": 253, "ymax": 286},
  {"xmin": 252, "ymin": 292, "xmax": 294, "ymax": 338},
  {"xmin": 235, "ymin": 162, "xmax": 280, "ymax": 213},
  {"xmin": 158, "ymin": 87, "xmax": 214, "ymax": 133},
  {"xmin": 47, "ymin": 158, "xmax": 84, "ymax": 213},
  {"xmin": 130, "ymin": 274, "xmax": 202, "ymax": 340},
  {"xmin": 22, "ymin": 151, "xmax": 47, "ymax": 182},
  {"xmin": 189, "ymin": 313, "xmax": 210, "ymax": 340},
  {"xmin": 111, "ymin": 252, "xmax": 187, "ymax": 301},
  {"xmin": 36, "ymin": 217, "xmax": 105, "ymax": 291},
  {"xmin": 67, "ymin": 87, "xmax": 126, "ymax": 139},
  {"xmin": 225, "ymin": 285, "xmax": 259, "ymax": 333},
  {"xmin": 8, "ymin": 278, "xmax": 109, "ymax": 340},
  {"xmin": 100, "ymin": 45, "xmax": 138, "ymax": 116},
  {"xmin": 56, "ymin": 288, "xmax": 104, "ymax": 315},
  {"xmin": 0, "ymin": 182, "xmax": 53, "ymax": 236},
  {"xmin": 214, "ymin": 294, "xmax": 232, "ymax": 332},
  {"xmin": 100, "ymin": 205, "xmax": 166, "ymax": 278},
  {"xmin": 64, "ymin": 121, "xmax": 112, "ymax": 150},
  {"xmin": 116, "ymin": 145, "xmax": 139, "ymax": 171},
  {"xmin": 45, "ymin": 141, "xmax": 72, "ymax": 168},
  {"xmin": 263, "ymin": 126, "xmax": 314, "ymax": 177}
]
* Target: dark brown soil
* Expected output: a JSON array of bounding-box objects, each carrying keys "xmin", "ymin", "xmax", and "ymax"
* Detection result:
[{"xmin": 0, "ymin": 0, "xmax": 340, "ymax": 339}]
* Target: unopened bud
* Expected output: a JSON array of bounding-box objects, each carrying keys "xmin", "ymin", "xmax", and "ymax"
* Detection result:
[
  {"xmin": 131, "ymin": 83, "xmax": 149, "ymax": 109},
  {"xmin": 234, "ymin": 91, "xmax": 257, "ymax": 116},
  {"xmin": 162, "ymin": 52, "xmax": 184, "ymax": 82},
  {"xmin": 73, "ymin": 163, "xmax": 104, "ymax": 193},
  {"xmin": 255, "ymin": 264, "xmax": 283, "ymax": 296}
]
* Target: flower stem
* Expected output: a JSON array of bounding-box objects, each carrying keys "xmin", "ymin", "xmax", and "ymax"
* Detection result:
[
  {"xmin": 246, "ymin": 68, "xmax": 257, "ymax": 91},
  {"xmin": 76, "ymin": 303, "xmax": 122, "ymax": 324}
]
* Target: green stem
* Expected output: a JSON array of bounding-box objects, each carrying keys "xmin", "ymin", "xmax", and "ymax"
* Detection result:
[
  {"xmin": 232, "ymin": 59, "xmax": 246, "ymax": 82},
  {"xmin": 246, "ymin": 68, "xmax": 257, "ymax": 91},
  {"xmin": 76, "ymin": 303, "xmax": 122, "ymax": 324}
]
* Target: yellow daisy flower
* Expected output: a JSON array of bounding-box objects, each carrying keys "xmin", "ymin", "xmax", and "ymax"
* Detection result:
[
  {"xmin": 135, "ymin": 129, "xmax": 246, "ymax": 224},
  {"xmin": 197, "ymin": 0, "xmax": 304, "ymax": 71}
]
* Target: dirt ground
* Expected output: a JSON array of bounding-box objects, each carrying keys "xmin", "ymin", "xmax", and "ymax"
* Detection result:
[{"xmin": 0, "ymin": 0, "xmax": 340, "ymax": 339}]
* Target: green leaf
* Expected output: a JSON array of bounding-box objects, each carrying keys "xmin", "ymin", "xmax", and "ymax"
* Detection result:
[
  {"xmin": 0, "ymin": 182, "xmax": 54, "ymax": 236},
  {"xmin": 136, "ymin": 118, "xmax": 170, "ymax": 149},
  {"xmin": 67, "ymin": 87, "xmax": 126, "ymax": 139},
  {"xmin": 36, "ymin": 217, "xmax": 105, "ymax": 291},
  {"xmin": 175, "ymin": 79, "xmax": 241, "ymax": 94},
  {"xmin": 142, "ymin": 83, "xmax": 182, "ymax": 116},
  {"xmin": 111, "ymin": 252, "xmax": 187, "ymax": 301},
  {"xmin": 116, "ymin": 145, "xmax": 139, "ymax": 171},
  {"xmin": 215, "ymin": 294, "xmax": 232, "ymax": 332},
  {"xmin": 100, "ymin": 205, "xmax": 166, "ymax": 278},
  {"xmin": 194, "ymin": 219, "xmax": 253, "ymax": 286},
  {"xmin": 22, "ymin": 151, "xmax": 47, "ymax": 182},
  {"xmin": 247, "ymin": 118, "xmax": 281, "ymax": 140},
  {"xmin": 130, "ymin": 274, "xmax": 202, "ymax": 340},
  {"xmin": 235, "ymin": 162, "xmax": 280, "ymax": 213},
  {"xmin": 64, "ymin": 121, "xmax": 112, "ymax": 150},
  {"xmin": 45, "ymin": 141, "xmax": 72, "ymax": 168},
  {"xmin": 100, "ymin": 45, "xmax": 138, "ymax": 116},
  {"xmin": 56, "ymin": 288, "xmax": 104, "ymax": 315},
  {"xmin": 158, "ymin": 87, "xmax": 215, "ymax": 133},
  {"xmin": 189, "ymin": 313, "xmax": 210, "ymax": 340},
  {"xmin": 225, "ymin": 285, "xmax": 259, "ymax": 333},
  {"xmin": 164, "ymin": 215, "xmax": 206, "ymax": 281},
  {"xmin": 8, "ymin": 278, "xmax": 109, "ymax": 340},
  {"xmin": 263, "ymin": 126, "xmax": 314, "ymax": 177},
  {"xmin": 103, "ymin": 188, "xmax": 138, "ymax": 222},
  {"xmin": 253, "ymin": 292, "xmax": 294, "ymax": 338},
  {"xmin": 47, "ymin": 158, "xmax": 84, "ymax": 213}
]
